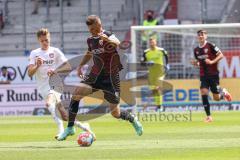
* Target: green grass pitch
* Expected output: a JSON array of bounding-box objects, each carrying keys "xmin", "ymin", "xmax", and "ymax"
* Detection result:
[{"xmin": 0, "ymin": 111, "xmax": 239, "ymax": 160}]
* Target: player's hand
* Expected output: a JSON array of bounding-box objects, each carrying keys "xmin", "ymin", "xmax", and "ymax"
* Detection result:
[
  {"xmin": 77, "ymin": 66, "xmax": 84, "ymax": 79},
  {"xmin": 205, "ymin": 59, "xmax": 214, "ymax": 65},
  {"xmin": 146, "ymin": 61, "xmax": 154, "ymax": 66},
  {"xmin": 165, "ymin": 64, "xmax": 170, "ymax": 71},
  {"xmin": 190, "ymin": 59, "xmax": 199, "ymax": 66},
  {"xmin": 35, "ymin": 57, "xmax": 43, "ymax": 67},
  {"xmin": 47, "ymin": 69, "xmax": 56, "ymax": 77}
]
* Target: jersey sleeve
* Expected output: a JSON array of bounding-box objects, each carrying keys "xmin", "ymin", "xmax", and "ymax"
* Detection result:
[
  {"xmin": 163, "ymin": 49, "xmax": 168, "ymax": 55},
  {"xmin": 163, "ymin": 49, "xmax": 168, "ymax": 64},
  {"xmin": 210, "ymin": 43, "xmax": 220, "ymax": 55},
  {"xmin": 141, "ymin": 51, "xmax": 147, "ymax": 62},
  {"xmin": 103, "ymin": 30, "xmax": 112, "ymax": 37},
  {"xmin": 87, "ymin": 38, "xmax": 92, "ymax": 52},
  {"xmin": 55, "ymin": 48, "xmax": 68, "ymax": 64},
  {"xmin": 193, "ymin": 48, "xmax": 198, "ymax": 60},
  {"xmin": 29, "ymin": 51, "xmax": 35, "ymax": 65},
  {"xmin": 104, "ymin": 31, "xmax": 120, "ymax": 44},
  {"xmin": 108, "ymin": 34, "xmax": 120, "ymax": 44}
]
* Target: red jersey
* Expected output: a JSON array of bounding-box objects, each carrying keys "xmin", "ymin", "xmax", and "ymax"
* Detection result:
[
  {"xmin": 194, "ymin": 41, "xmax": 221, "ymax": 77},
  {"xmin": 87, "ymin": 30, "xmax": 123, "ymax": 76}
]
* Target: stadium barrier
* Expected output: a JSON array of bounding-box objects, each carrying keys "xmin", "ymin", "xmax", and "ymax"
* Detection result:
[{"xmin": 0, "ymin": 78, "xmax": 239, "ymax": 116}]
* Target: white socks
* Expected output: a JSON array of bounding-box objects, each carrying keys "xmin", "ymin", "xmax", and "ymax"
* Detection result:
[
  {"xmin": 74, "ymin": 121, "xmax": 90, "ymax": 131},
  {"xmin": 48, "ymin": 103, "xmax": 64, "ymax": 134}
]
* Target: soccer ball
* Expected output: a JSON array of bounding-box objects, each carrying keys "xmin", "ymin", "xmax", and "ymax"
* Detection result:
[{"xmin": 77, "ymin": 132, "xmax": 93, "ymax": 147}]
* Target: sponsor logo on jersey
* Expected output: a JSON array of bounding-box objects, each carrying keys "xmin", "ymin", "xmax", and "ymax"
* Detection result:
[
  {"xmin": 92, "ymin": 48, "xmax": 104, "ymax": 54},
  {"xmin": 197, "ymin": 55, "xmax": 208, "ymax": 60},
  {"xmin": 99, "ymin": 39, "xmax": 103, "ymax": 46},
  {"xmin": 43, "ymin": 60, "xmax": 54, "ymax": 65},
  {"xmin": 204, "ymin": 48, "xmax": 208, "ymax": 53},
  {"xmin": 49, "ymin": 53, "xmax": 54, "ymax": 58}
]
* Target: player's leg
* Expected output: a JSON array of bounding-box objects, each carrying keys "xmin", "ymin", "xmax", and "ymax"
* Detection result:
[
  {"xmin": 46, "ymin": 93, "xmax": 64, "ymax": 138},
  {"xmin": 56, "ymin": 102, "xmax": 68, "ymax": 121},
  {"xmin": 210, "ymin": 75, "xmax": 232, "ymax": 102},
  {"xmin": 154, "ymin": 75, "xmax": 165, "ymax": 112},
  {"xmin": 212, "ymin": 89, "xmax": 232, "ymax": 102},
  {"xmin": 152, "ymin": 89, "xmax": 163, "ymax": 112},
  {"xmin": 57, "ymin": 84, "xmax": 93, "ymax": 141},
  {"xmin": 200, "ymin": 77, "xmax": 212, "ymax": 122},
  {"xmin": 149, "ymin": 70, "xmax": 165, "ymax": 112},
  {"xmin": 104, "ymin": 85, "xmax": 143, "ymax": 136},
  {"xmin": 109, "ymin": 103, "xmax": 143, "ymax": 136},
  {"xmin": 201, "ymin": 88, "xmax": 212, "ymax": 122},
  {"xmin": 75, "ymin": 121, "xmax": 96, "ymax": 140},
  {"xmin": 55, "ymin": 102, "xmax": 93, "ymax": 132},
  {"xmin": 108, "ymin": 73, "xmax": 143, "ymax": 135},
  {"xmin": 55, "ymin": 101, "xmax": 96, "ymax": 140},
  {"xmin": 68, "ymin": 84, "xmax": 92, "ymax": 127}
]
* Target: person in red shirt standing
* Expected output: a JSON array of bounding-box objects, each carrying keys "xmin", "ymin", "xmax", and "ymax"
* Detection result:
[
  {"xmin": 0, "ymin": 9, "xmax": 4, "ymax": 30},
  {"xmin": 191, "ymin": 30, "xmax": 232, "ymax": 123}
]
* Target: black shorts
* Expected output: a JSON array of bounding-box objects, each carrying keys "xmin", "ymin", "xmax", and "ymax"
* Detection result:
[
  {"xmin": 200, "ymin": 75, "xmax": 220, "ymax": 94},
  {"xmin": 81, "ymin": 72, "xmax": 120, "ymax": 104}
]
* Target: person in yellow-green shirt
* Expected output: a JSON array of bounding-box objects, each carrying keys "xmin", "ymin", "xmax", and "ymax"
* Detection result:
[
  {"xmin": 141, "ymin": 38, "xmax": 169, "ymax": 112},
  {"xmin": 142, "ymin": 10, "xmax": 159, "ymax": 50}
]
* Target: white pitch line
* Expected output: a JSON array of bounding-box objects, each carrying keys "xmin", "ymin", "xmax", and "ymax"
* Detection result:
[{"xmin": 0, "ymin": 138, "xmax": 240, "ymax": 151}]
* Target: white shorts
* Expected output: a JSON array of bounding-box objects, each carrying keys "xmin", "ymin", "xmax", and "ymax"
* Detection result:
[{"xmin": 39, "ymin": 86, "xmax": 61, "ymax": 103}]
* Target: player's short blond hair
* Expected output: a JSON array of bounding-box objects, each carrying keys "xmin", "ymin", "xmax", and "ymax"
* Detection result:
[{"xmin": 36, "ymin": 28, "xmax": 50, "ymax": 38}]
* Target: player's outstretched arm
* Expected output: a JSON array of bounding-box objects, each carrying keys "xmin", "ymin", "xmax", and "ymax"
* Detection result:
[{"xmin": 77, "ymin": 51, "xmax": 92, "ymax": 77}]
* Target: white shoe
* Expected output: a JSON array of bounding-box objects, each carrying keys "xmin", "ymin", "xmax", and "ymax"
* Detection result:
[
  {"xmin": 75, "ymin": 122, "xmax": 96, "ymax": 141},
  {"xmin": 222, "ymin": 88, "xmax": 232, "ymax": 102},
  {"xmin": 55, "ymin": 131, "xmax": 64, "ymax": 139},
  {"xmin": 82, "ymin": 122, "xmax": 96, "ymax": 141},
  {"xmin": 82, "ymin": 122, "xmax": 90, "ymax": 131}
]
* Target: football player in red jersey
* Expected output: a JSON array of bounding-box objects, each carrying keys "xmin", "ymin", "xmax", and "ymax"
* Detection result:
[
  {"xmin": 57, "ymin": 15, "xmax": 143, "ymax": 141},
  {"xmin": 191, "ymin": 30, "xmax": 232, "ymax": 123}
]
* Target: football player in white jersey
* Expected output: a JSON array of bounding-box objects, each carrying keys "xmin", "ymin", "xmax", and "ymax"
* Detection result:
[{"xmin": 28, "ymin": 28, "xmax": 95, "ymax": 139}]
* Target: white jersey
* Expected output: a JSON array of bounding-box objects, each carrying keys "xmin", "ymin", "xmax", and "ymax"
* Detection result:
[
  {"xmin": 29, "ymin": 46, "xmax": 67, "ymax": 93},
  {"xmin": 0, "ymin": 73, "xmax": 8, "ymax": 82}
]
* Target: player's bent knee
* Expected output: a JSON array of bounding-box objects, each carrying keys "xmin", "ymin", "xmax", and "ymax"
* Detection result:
[
  {"xmin": 45, "ymin": 102, "xmax": 54, "ymax": 108},
  {"xmin": 213, "ymin": 94, "xmax": 220, "ymax": 101},
  {"xmin": 111, "ymin": 111, "xmax": 120, "ymax": 118},
  {"xmin": 73, "ymin": 86, "xmax": 92, "ymax": 97},
  {"xmin": 72, "ymin": 95, "xmax": 82, "ymax": 101},
  {"xmin": 200, "ymin": 88, "xmax": 208, "ymax": 95}
]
